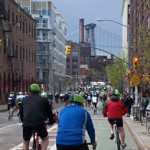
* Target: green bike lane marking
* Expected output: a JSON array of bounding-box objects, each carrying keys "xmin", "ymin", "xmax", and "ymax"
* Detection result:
[{"xmin": 86, "ymin": 119, "xmax": 138, "ymax": 150}]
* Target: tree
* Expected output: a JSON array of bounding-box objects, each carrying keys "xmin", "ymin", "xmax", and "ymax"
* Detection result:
[{"xmin": 106, "ymin": 57, "xmax": 126, "ymax": 91}]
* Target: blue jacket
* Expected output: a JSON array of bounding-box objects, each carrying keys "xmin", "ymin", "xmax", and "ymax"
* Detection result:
[{"xmin": 56, "ymin": 103, "xmax": 95, "ymax": 145}]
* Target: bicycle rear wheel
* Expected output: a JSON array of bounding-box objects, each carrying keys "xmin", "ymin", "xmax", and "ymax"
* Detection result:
[
  {"xmin": 141, "ymin": 116, "xmax": 145, "ymax": 126},
  {"xmin": 32, "ymin": 139, "xmax": 36, "ymax": 150},
  {"xmin": 38, "ymin": 144, "xmax": 41, "ymax": 150},
  {"xmin": 116, "ymin": 130, "xmax": 121, "ymax": 150}
]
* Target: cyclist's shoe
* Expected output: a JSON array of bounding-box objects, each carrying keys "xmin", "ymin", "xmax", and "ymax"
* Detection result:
[
  {"xmin": 121, "ymin": 143, "xmax": 127, "ymax": 149},
  {"xmin": 110, "ymin": 133, "xmax": 114, "ymax": 140}
]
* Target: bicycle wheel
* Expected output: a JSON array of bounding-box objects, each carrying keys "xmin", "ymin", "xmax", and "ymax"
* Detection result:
[
  {"xmin": 116, "ymin": 130, "xmax": 121, "ymax": 150},
  {"xmin": 141, "ymin": 115, "xmax": 145, "ymax": 126},
  {"xmin": 32, "ymin": 139, "xmax": 36, "ymax": 150},
  {"xmin": 9, "ymin": 108, "xmax": 13, "ymax": 121},
  {"xmin": 38, "ymin": 144, "xmax": 41, "ymax": 150},
  {"xmin": 147, "ymin": 126, "xmax": 150, "ymax": 134}
]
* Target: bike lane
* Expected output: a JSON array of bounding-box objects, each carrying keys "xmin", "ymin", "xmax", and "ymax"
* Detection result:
[{"xmin": 86, "ymin": 117, "xmax": 138, "ymax": 150}]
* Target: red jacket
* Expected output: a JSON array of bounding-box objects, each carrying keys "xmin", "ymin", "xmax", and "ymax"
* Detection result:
[{"xmin": 102, "ymin": 96, "xmax": 128, "ymax": 119}]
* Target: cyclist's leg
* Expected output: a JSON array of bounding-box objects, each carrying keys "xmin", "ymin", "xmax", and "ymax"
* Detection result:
[
  {"xmin": 41, "ymin": 135, "xmax": 49, "ymax": 150},
  {"xmin": 108, "ymin": 118, "xmax": 114, "ymax": 139},
  {"xmin": 38, "ymin": 125, "xmax": 49, "ymax": 150},
  {"xmin": 117, "ymin": 118, "xmax": 126, "ymax": 147},
  {"xmin": 119, "ymin": 127, "xmax": 125, "ymax": 144},
  {"xmin": 22, "ymin": 140, "xmax": 30, "ymax": 150},
  {"xmin": 23, "ymin": 126, "xmax": 33, "ymax": 150}
]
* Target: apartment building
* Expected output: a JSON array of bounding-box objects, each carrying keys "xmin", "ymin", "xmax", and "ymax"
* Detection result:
[
  {"xmin": 0, "ymin": 0, "xmax": 36, "ymax": 103},
  {"xmin": 121, "ymin": 0, "xmax": 130, "ymax": 59},
  {"xmin": 15, "ymin": 0, "xmax": 67, "ymax": 94},
  {"xmin": 130, "ymin": 0, "xmax": 150, "ymax": 92}
]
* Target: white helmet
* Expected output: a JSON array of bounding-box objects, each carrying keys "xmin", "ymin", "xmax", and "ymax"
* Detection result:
[{"xmin": 19, "ymin": 91, "xmax": 23, "ymax": 95}]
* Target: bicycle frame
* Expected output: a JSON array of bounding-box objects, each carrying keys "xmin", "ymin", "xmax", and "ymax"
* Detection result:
[
  {"xmin": 8, "ymin": 107, "xmax": 13, "ymax": 121},
  {"xmin": 86, "ymin": 142, "xmax": 96, "ymax": 150},
  {"xmin": 114, "ymin": 124, "xmax": 121, "ymax": 150},
  {"xmin": 146, "ymin": 110, "xmax": 150, "ymax": 134},
  {"xmin": 32, "ymin": 131, "xmax": 41, "ymax": 150}
]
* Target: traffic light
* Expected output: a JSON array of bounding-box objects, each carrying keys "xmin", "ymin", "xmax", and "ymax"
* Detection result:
[
  {"xmin": 133, "ymin": 57, "xmax": 138, "ymax": 70},
  {"xmin": 65, "ymin": 45, "xmax": 71, "ymax": 55}
]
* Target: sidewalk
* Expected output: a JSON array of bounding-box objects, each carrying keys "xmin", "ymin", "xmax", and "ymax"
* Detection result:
[
  {"xmin": 125, "ymin": 117, "xmax": 150, "ymax": 150},
  {"xmin": 0, "ymin": 104, "xmax": 7, "ymax": 112}
]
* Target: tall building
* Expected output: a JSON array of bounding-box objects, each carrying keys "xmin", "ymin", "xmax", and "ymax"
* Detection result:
[
  {"xmin": 0, "ymin": 0, "xmax": 36, "ymax": 103},
  {"xmin": 129, "ymin": 0, "xmax": 150, "ymax": 93},
  {"xmin": 121, "ymin": 0, "xmax": 130, "ymax": 61},
  {"xmin": 15, "ymin": 0, "xmax": 67, "ymax": 94}
]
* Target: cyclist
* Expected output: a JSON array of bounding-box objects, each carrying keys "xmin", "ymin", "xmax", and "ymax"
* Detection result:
[
  {"xmin": 102, "ymin": 89, "xmax": 128, "ymax": 149},
  {"xmin": 56, "ymin": 94, "xmax": 97, "ymax": 150},
  {"xmin": 20, "ymin": 84, "xmax": 55, "ymax": 150},
  {"xmin": 92, "ymin": 93, "xmax": 98, "ymax": 112},
  {"xmin": 139, "ymin": 92, "xmax": 149, "ymax": 120},
  {"xmin": 7, "ymin": 91, "xmax": 16, "ymax": 118},
  {"xmin": 15, "ymin": 91, "xmax": 25, "ymax": 116}
]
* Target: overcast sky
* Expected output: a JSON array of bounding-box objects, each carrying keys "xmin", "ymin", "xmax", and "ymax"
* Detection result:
[{"xmin": 51, "ymin": 0, "xmax": 123, "ymax": 42}]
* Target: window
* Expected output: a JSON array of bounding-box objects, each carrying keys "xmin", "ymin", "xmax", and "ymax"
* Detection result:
[
  {"xmin": 148, "ymin": 16, "xmax": 150, "ymax": 29},
  {"xmin": 72, "ymin": 51, "xmax": 78, "ymax": 57},
  {"xmin": 38, "ymin": 9, "xmax": 46, "ymax": 15}
]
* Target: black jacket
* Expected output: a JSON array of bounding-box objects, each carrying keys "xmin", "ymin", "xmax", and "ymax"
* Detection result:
[{"xmin": 20, "ymin": 94, "xmax": 54, "ymax": 126}]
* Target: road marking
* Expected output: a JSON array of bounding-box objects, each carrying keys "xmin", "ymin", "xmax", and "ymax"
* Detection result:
[
  {"xmin": 10, "ymin": 124, "xmax": 58, "ymax": 150},
  {"xmin": 0, "ymin": 123, "xmax": 21, "ymax": 130}
]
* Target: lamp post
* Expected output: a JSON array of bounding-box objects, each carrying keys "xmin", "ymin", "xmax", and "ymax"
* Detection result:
[{"xmin": 96, "ymin": 18, "xmax": 138, "ymax": 100}]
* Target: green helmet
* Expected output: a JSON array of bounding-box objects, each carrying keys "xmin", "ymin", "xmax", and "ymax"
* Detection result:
[
  {"xmin": 29, "ymin": 84, "xmax": 40, "ymax": 92},
  {"xmin": 73, "ymin": 94, "xmax": 84, "ymax": 103},
  {"xmin": 112, "ymin": 89, "xmax": 120, "ymax": 96}
]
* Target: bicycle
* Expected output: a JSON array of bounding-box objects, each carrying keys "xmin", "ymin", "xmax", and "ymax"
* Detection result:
[
  {"xmin": 32, "ymin": 130, "xmax": 41, "ymax": 150},
  {"xmin": 140, "ymin": 108, "xmax": 146, "ymax": 126},
  {"xmin": 112, "ymin": 121, "xmax": 121, "ymax": 150},
  {"xmin": 8, "ymin": 107, "xmax": 13, "ymax": 121},
  {"xmin": 145, "ymin": 110, "xmax": 150, "ymax": 134},
  {"xmin": 86, "ymin": 142, "xmax": 96, "ymax": 150},
  {"xmin": 92, "ymin": 103, "xmax": 97, "ymax": 115}
]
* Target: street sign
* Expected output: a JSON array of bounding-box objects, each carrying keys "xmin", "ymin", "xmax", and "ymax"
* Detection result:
[
  {"xmin": 130, "ymin": 74, "xmax": 140, "ymax": 82},
  {"xmin": 130, "ymin": 74, "xmax": 140, "ymax": 86}
]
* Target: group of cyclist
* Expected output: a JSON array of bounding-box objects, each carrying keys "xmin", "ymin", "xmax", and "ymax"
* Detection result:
[{"xmin": 5, "ymin": 82, "xmax": 134, "ymax": 150}]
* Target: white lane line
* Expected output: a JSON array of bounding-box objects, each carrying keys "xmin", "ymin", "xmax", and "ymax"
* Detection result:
[
  {"xmin": 10, "ymin": 143, "xmax": 23, "ymax": 150},
  {"xmin": 0, "ymin": 123, "xmax": 21, "ymax": 130},
  {"xmin": 10, "ymin": 124, "xmax": 57, "ymax": 150}
]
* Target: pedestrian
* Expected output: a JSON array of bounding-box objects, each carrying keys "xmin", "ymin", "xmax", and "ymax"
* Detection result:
[
  {"xmin": 139, "ymin": 92, "xmax": 149, "ymax": 120},
  {"xmin": 125, "ymin": 94, "xmax": 134, "ymax": 117},
  {"xmin": 56, "ymin": 94, "xmax": 97, "ymax": 150},
  {"xmin": 20, "ymin": 84, "xmax": 55, "ymax": 150}
]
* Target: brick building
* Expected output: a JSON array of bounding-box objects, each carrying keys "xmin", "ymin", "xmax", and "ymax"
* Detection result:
[
  {"xmin": 129, "ymin": 0, "xmax": 150, "ymax": 93},
  {"xmin": 66, "ymin": 41, "xmax": 91, "ymax": 89},
  {"xmin": 0, "ymin": 0, "xmax": 36, "ymax": 103}
]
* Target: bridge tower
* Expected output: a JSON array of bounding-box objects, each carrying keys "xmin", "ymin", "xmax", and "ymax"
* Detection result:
[{"xmin": 84, "ymin": 23, "xmax": 96, "ymax": 56}]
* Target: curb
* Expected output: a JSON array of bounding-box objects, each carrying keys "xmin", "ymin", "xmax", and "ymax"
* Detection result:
[
  {"xmin": 0, "ymin": 109, "xmax": 7, "ymax": 112},
  {"xmin": 124, "ymin": 120, "xmax": 147, "ymax": 150}
]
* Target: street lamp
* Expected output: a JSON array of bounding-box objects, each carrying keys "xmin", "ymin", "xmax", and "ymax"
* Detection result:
[
  {"xmin": 97, "ymin": 18, "xmax": 133, "ymax": 92},
  {"xmin": 97, "ymin": 18, "xmax": 128, "ymax": 28}
]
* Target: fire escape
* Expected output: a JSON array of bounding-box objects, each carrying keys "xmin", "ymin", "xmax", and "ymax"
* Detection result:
[{"xmin": 0, "ymin": 1, "xmax": 19, "ymax": 91}]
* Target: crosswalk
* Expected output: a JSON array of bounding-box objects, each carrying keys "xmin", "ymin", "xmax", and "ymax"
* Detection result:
[
  {"xmin": 10, "ymin": 102, "xmax": 103, "ymax": 150},
  {"xmin": 10, "ymin": 125, "xmax": 58, "ymax": 150}
]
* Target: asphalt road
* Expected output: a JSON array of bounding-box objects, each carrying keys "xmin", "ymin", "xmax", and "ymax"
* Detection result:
[{"xmin": 0, "ymin": 102, "xmax": 138, "ymax": 150}]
